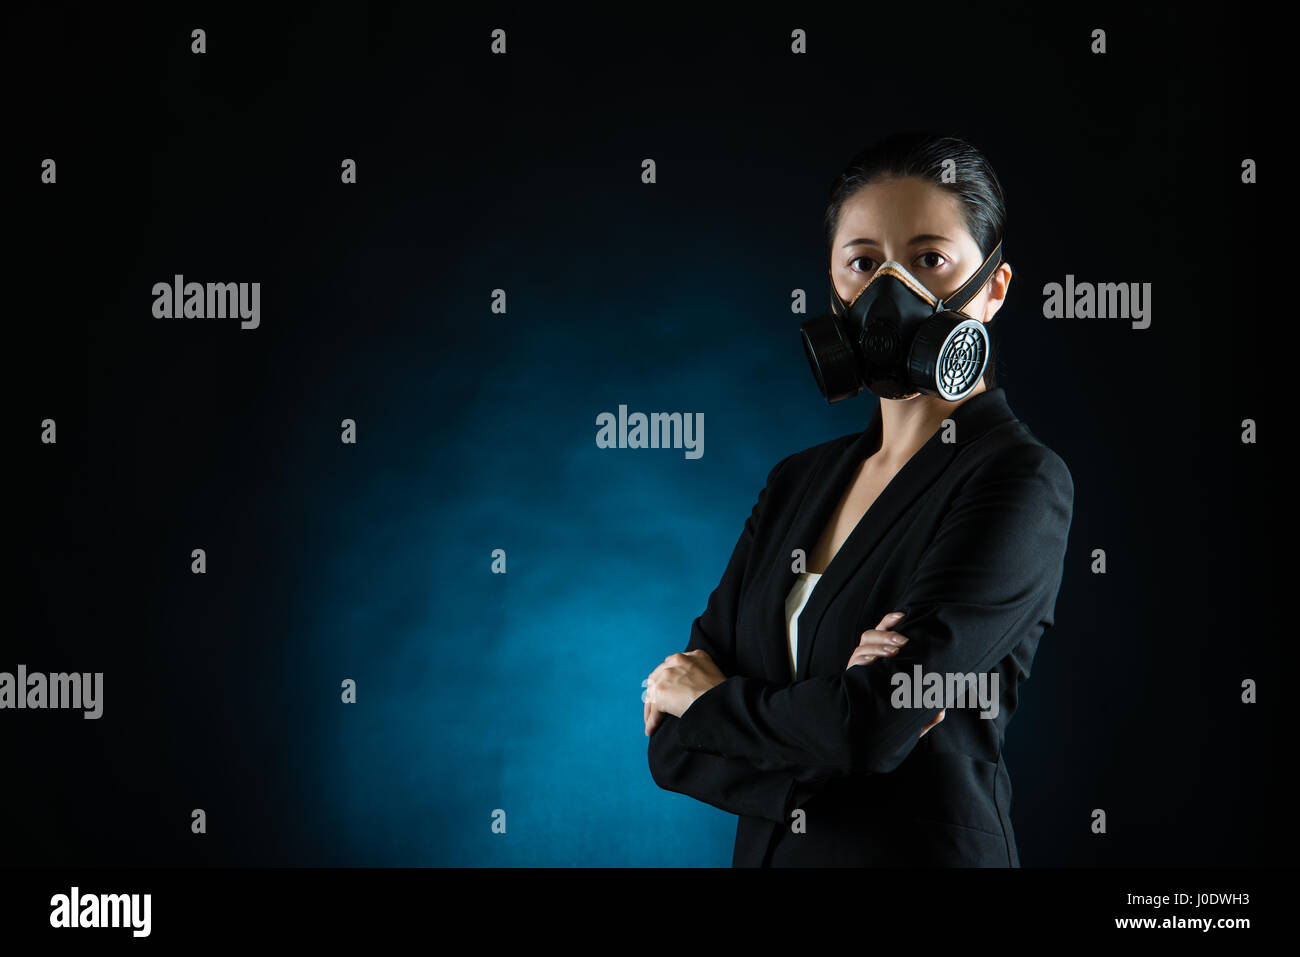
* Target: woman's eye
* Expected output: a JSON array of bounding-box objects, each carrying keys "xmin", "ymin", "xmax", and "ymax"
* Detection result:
[
  {"xmin": 918, "ymin": 251, "xmax": 947, "ymax": 269},
  {"xmin": 849, "ymin": 256, "xmax": 875, "ymax": 273}
]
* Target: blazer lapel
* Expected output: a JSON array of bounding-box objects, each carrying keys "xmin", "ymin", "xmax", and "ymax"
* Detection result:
[
  {"xmin": 760, "ymin": 417, "xmax": 880, "ymax": 682},
  {"xmin": 763, "ymin": 387, "xmax": 1019, "ymax": 683}
]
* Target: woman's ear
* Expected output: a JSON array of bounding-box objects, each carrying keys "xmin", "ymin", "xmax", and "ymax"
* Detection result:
[{"xmin": 980, "ymin": 263, "xmax": 1013, "ymax": 322}]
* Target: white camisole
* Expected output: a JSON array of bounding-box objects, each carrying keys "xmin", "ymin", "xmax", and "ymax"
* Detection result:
[{"xmin": 783, "ymin": 571, "xmax": 823, "ymax": 680}]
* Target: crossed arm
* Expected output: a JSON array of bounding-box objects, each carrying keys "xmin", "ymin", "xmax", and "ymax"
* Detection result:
[
  {"xmin": 645, "ymin": 611, "xmax": 942, "ymax": 823},
  {"xmin": 645, "ymin": 443, "xmax": 1073, "ymax": 822}
]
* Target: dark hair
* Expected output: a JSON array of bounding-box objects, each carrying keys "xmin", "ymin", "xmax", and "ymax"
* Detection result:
[{"xmin": 823, "ymin": 131, "xmax": 1008, "ymax": 389}]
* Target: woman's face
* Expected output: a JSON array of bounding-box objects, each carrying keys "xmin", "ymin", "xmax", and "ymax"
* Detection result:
[{"xmin": 830, "ymin": 175, "xmax": 1011, "ymax": 325}]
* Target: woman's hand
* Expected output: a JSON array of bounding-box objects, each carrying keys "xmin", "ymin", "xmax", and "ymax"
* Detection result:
[
  {"xmin": 847, "ymin": 611, "xmax": 946, "ymax": 738},
  {"xmin": 644, "ymin": 650, "xmax": 726, "ymax": 736},
  {"xmin": 845, "ymin": 611, "xmax": 909, "ymax": 669}
]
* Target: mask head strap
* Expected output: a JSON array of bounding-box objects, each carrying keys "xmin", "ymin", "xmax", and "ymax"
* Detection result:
[{"xmin": 935, "ymin": 238, "xmax": 1004, "ymax": 313}]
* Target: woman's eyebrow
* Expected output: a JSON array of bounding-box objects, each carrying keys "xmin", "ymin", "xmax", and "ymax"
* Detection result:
[{"xmin": 841, "ymin": 233, "xmax": 954, "ymax": 248}]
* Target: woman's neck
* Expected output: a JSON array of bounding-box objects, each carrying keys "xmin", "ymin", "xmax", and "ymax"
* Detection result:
[{"xmin": 873, "ymin": 379, "xmax": 988, "ymax": 468}]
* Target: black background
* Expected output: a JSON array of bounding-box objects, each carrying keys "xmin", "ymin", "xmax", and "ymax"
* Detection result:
[{"xmin": 7, "ymin": 2, "xmax": 1283, "ymax": 869}]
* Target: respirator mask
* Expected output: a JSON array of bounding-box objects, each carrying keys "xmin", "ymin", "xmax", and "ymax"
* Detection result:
[{"xmin": 800, "ymin": 239, "xmax": 1004, "ymax": 402}]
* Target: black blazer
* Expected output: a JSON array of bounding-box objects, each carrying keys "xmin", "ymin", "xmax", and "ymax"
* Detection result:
[{"xmin": 647, "ymin": 386, "xmax": 1074, "ymax": 866}]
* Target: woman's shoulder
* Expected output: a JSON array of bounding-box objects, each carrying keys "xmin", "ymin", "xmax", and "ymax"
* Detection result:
[
  {"xmin": 965, "ymin": 417, "xmax": 1074, "ymax": 504},
  {"xmin": 762, "ymin": 431, "xmax": 861, "ymax": 487}
]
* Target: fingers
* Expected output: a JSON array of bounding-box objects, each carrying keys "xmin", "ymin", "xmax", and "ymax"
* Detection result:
[
  {"xmin": 855, "ymin": 634, "xmax": 906, "ymax": 655},
  {"xmin": 644, "ymin": 675, "xmax": 657, "ymax": 735},
  {"xmin": 645, "ymin": 687, "xmax": 665, "ymax": 737},
  {"xmin": 643, "ymin": 670, "xmax": 651, "ymax": 734},
  {"xmin": 845, "ymin": 626, "xmax": 909, "ymax": 670},
  {"xmin": 874, "ymin": 611, "xmax": 906, "ymax": 631},
  {"xmin": 846, "ymin": 644, "xmax": 901, "ymax": 669},
  {"xmin": 858, "ymin": 625, "xmax": 909, "ymax": 650},
  {"xmin": 918, "ymin": 708, "xmax": 946, "ymax": 738}
]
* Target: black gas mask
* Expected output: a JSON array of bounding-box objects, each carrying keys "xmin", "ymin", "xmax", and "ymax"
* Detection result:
[{"xmin": 800, "ymin": 239, "xmax": 1004, "ymax": 402}]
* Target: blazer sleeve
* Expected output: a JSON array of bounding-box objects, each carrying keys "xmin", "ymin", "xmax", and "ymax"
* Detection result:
[
  {"xmin": 647, "ymin": 452, "xmax": 813, "ymax": 824},
  {"xmin": 672, "ymin": 441, "xmax": 1075, "ymax": 777}
]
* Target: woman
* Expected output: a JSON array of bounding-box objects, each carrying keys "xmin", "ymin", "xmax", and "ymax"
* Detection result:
[{"xmin": 643, "ymin": 131, "xmax": 1074, "ymax": 867}]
